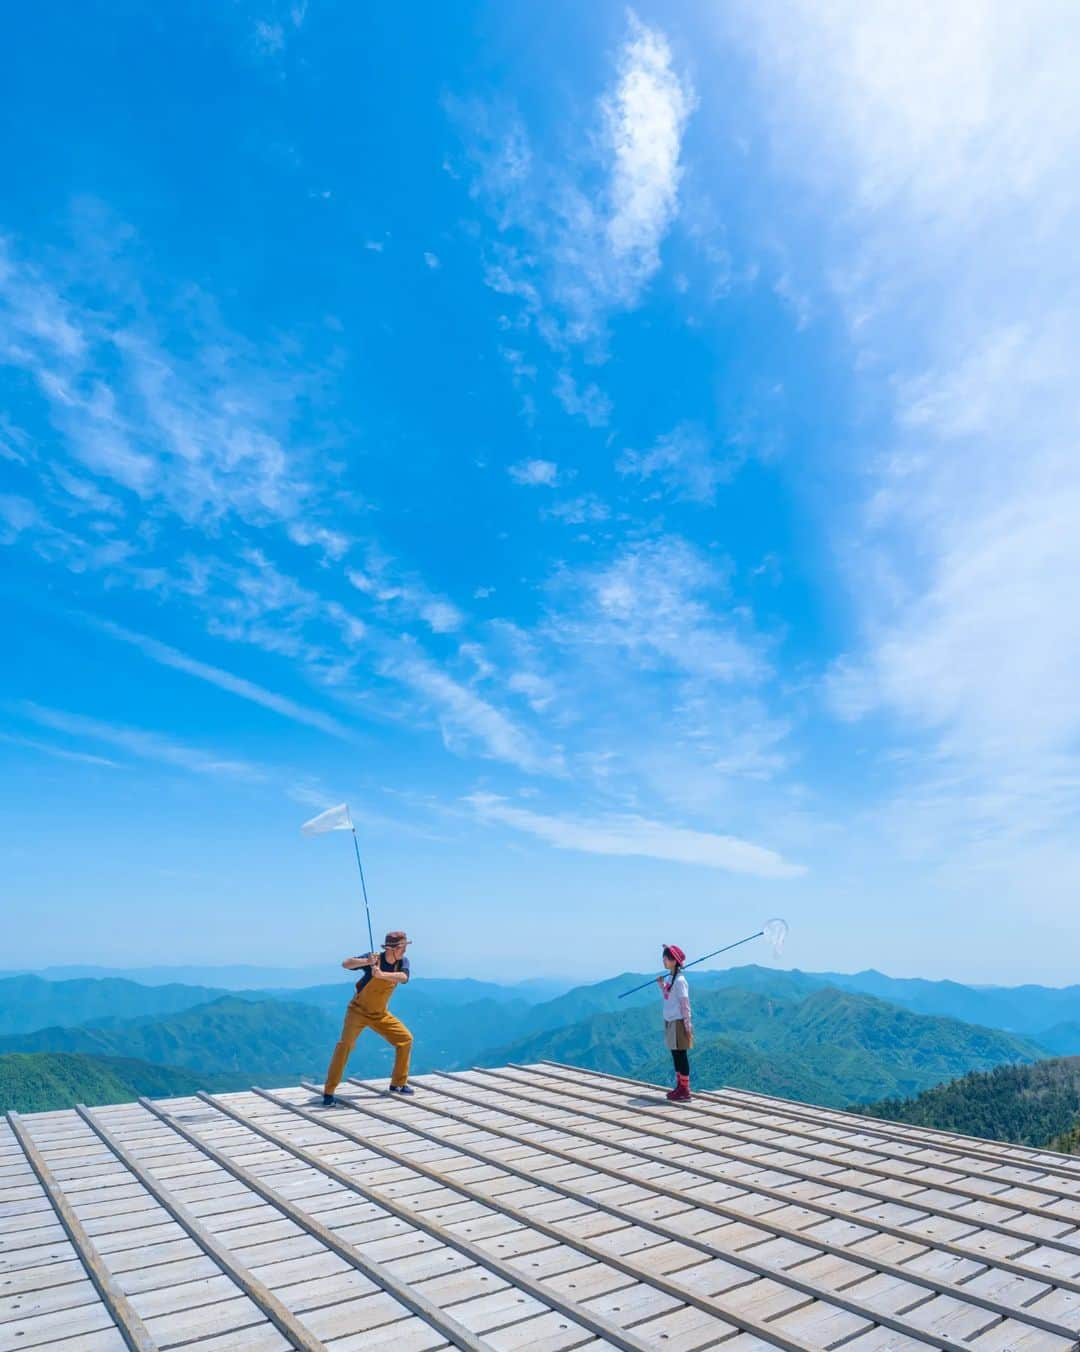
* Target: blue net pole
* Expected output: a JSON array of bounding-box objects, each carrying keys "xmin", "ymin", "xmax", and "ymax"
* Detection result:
[
  {"xmin": 351, "ymin": 829, "xmax": 375, "ymax": 955},
  {"xmin": 618, "ymin": 929, "xmax": 765, "ymax": 999}
]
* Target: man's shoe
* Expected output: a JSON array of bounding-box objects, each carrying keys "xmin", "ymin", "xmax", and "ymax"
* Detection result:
[
  {"xmin": 388, "ymin": 1084, "xmax": 415, "ymax": 1095},
  {"xmin": 322, "ymin": 1093, "xmax": 337, "ymax": 1107}
]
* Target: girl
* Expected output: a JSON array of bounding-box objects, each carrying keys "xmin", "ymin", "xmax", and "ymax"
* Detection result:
[{"xmin": 656, "ymin": 943, "xmax": 693, "ymax": 1102}]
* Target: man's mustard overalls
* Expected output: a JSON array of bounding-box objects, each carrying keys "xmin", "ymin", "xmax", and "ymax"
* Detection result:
[{"xmin": 323, "ymin": 959, "xmax": 412, "ymax": 1094}]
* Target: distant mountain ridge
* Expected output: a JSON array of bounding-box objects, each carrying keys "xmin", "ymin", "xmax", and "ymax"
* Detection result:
[
  {"xmin": 0, "ymin": 975, "xmax": 236, "ymax": 1036},
  {"xmin": 477, "ymin": 985, "xmax": 1043, "ymax": 1107},
  {"xmin": 0, "ymin": 962, "xmax": 1068, "ymax": 1116},
  {"xmin": 8, "ymin": 961, "xmax": 1080, "ymax": 1038},
  {"xmin": 1, "ymin": 964, "xmax": 574, "ymax": 999}
]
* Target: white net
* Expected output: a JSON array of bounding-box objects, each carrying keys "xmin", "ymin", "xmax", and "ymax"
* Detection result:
[
  {"xmin": 301, "ymin": 802, "xmax": 354, "ymax": 836},
  {"xmin": 763, "ymin": 917, "xmax": 788, "ymax": 958}
]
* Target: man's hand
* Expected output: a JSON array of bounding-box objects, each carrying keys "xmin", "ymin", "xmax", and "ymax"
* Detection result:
[{"xmin": 342, "ymin": 954, "xmax": 376, "ymax": 971}]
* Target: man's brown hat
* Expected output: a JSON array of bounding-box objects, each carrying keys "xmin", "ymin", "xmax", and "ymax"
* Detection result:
[{"xmin": 384, "ymin": 931, "xmax": 408, "ymax": 946}]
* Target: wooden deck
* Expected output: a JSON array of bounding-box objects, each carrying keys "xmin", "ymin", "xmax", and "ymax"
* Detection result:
[{"xmin": 4, "ymin": 1061, "xmax": 1080, "ymax": 1350}]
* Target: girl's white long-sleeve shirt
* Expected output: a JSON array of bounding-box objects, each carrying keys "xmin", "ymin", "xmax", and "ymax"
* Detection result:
[{"xmin": 661, "ymin": 973, "xmax": 692, "ymax": 1037}]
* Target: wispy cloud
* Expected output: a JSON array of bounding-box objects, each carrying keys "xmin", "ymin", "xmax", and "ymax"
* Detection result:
[
  {"xmin": 0, "ymin": 731, "xmax": 121, "ymax": 769},
  {"xmin": 92, "ymin": 619, "xmax": 353, "ymax": 739},
  {"xmin": 618, "ymin": 422, "xmax": 739, "ymax": 504},
  {"xmin": 467, "ymin": 792, "xmax": 804, "ymax": 879},
  {"xmin": 286, "ymin": 521, "xmax": 351, "ymax": 561},
  {"xmin": 18, "ymin": 703, "xmax": 266, "ymax": 780},
  {"xmin": 555, "ymin": 536, "xmax": 762, "ymax": 684},
  {"xmin": 0, "ymin": 494, "xmax": 39, "ymax": 541},
  {"xmin": 553, "ymin": 371, "xmax": 612, "ymax": 427},
  {"xmin": 346, "ymin": 550, "xmax": 463, "ymax": 634},
  {"xmin": 0, "ymin": 235, "xmax": 319, "ymax": 536},
  {"xmin": 743, "ymin": 2, "xmax": 1080, "ymax": 858},
  {"xmin": 384, "ymin": 648, "xmax": 563, "ymax": 775},
  {"xmin": 602, "ymin": 12, "xmax": 697, "ymax": 295},
  {"xmin": 508, "ymin": 458, "xmax": 559, "ymax": 486},
  {"xmin": 458, "ymin": 11, "xmax": 694, "ymax": 348},
  {"xmin": 543, "ymin": 494, "xmax": 609, "ymax": 526}
]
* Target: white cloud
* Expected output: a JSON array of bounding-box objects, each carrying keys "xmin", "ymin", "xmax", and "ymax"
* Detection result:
[
  {"xmin": 383, "ymin": 648, "xmax": 563, "ymax": 776},
  {"xmin": 507, "ymin": 671, "xmax": 556, "ymax": 714},
  {"xmin": 772, "ymin": 272, "xmax": 812, "ymax": 330},
  {"xmin": 364, "ymin": 240, "xmax": 384, "ymax": 253},
  {"xmin": 423, "ymin": 252, "xmax": 440, "ymax": 270},
  {"xmin": 47, "ymin": 466, "xmax": 122, "ymax": 517},
  {"xmin": 557, "ymin": 537, "xmax": 762, "ymax": 685},
  {"xmin": 0, "ymin": 732, "xmax": 121, "ymax": 769},
  {"xmin": 418, "ymin": 599, "xmax": 463, "ymax": 635},
  {"xmin": 602, "ymin": 12, "xmax": 697, "ymax": 292},
  {"xmin": 286, "ymin": 521, "xmax": 351, "ymax": 561},
  {"xmin": 0, "ymin": 494, "xmax": 39, "ymax": 540},
  {"xmin": 553, "ymin": 371, "xmax": 612, "ymax": 427},
  {"xmin": 346, "ymin": 552, "xmax": 463, "ymax": 634},
  {"xmin": 508, "ymin": 458, "xmax": 559, "ymax": 486},
  {"xmin": 618, "ymin": 422, "xmax": 739, "ymax": 504},
  {"xmin": 467, "ymin": 792, "xmax": 804, "ymax": 879},
  {"xmin": 742, "ymin": 2, "xmax": 1080, "ymax": 858},
  {"xmin": 18, "ymin": 703, "xmax": 265, "ymax": 780},
  {"xmin": 93, "ymin": 619, "xmax": 352, "ymax": 739},
  {"xmin": 0, "ymin": 237, "xmax": 313, "ymax": 532},
  {"xmin": 254, "ymin": 20, "xmax": 285, "ymax": 54},
  {"xmin": 543, "ymin": 494, "xmax": 609, "ymax": 526},
  {"xmin": 460, "ymin": 12, "xmax": 693, "ymax": 346}
]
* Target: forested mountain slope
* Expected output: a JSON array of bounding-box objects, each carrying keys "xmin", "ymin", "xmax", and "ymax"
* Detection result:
[
  {"xmin": 0, "ymin": 1052, "xmax": 218, "ymax": 1113},
  {"xmin": 860, "ymin": 1056, "xmax": 1080, "ymax": 1147}
]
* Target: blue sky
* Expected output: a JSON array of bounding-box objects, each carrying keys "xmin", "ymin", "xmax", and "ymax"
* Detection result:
[{"xmin": 3, "ymin": 2, "xmax": 1078, "ymax": 982}]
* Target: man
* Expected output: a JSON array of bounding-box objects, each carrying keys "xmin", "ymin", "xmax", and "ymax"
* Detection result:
[{"xmin": 322, "ymin": 930, "xmax": 413, "ymax": 1104}]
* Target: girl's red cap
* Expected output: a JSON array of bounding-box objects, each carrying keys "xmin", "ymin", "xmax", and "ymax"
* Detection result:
[{"xmin": 664, "ymin": 944, "xmax": 686, "ymax": 965}]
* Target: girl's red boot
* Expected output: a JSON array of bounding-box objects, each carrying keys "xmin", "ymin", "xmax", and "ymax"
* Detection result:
[{"xmin": 666, "ymin": 1074, "xmax": 692, "ymax": 1102}]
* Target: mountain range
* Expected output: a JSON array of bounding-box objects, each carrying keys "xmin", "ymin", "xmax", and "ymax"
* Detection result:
[
  {"xmin": 476, "ymin": 985, "xmax": 1044, "ymax": 1106},
  {"xmin": 3, "ymin": 962, "xmax": 1072, "ymax": 1121}
]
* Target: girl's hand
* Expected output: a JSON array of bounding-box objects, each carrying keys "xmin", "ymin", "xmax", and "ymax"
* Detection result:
[{"xmin": 655, "ymin": 975, "xmax": 665, "ymax": 988}]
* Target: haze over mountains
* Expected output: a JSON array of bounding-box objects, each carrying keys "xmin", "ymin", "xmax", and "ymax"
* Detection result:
[{"xmin": 5, "ymin": 963, "xmax": 1080, "ymax": 1141}]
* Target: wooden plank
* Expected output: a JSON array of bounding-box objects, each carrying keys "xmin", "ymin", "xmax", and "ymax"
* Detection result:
[
  {"xmin": 469, "ymin": 1309, "xmax": 596, "ymax": 1351},
  {"xmin": 300, "ymin": 1293, "xmax": 430, "ymax": 1340},
  {"xmin": 531, "ymin": 1065, "xmax": 1080, "ymax": 1220},
  {"xmin": 0, "ymin": 1257, "xmax": 96, "ymax": 1298},
  {"xmin": 201, "ymin": 1090, "xmax": 766, "ymax": 1352},
  {"xmin": 5, "ymin": 1113, "xmax": 157, "ymax": 1352},
  {"xmin": 75, "ymin": 1104, "xmax": 331, "ymax": 1352},
  {"xmin": 176, "ymin": 1322, "xmax": 292, "ymax": 1351},
  {"xmin": 385, "ymin": 1072, "xmax": 1080, "ymax": 1327},
  {"xmin": 0, "ymin": 1293, "xmax": 120, "ymax": 1350},
  {"xmin": 451, "ymin": 1068, "xmax": 1080, "ymax": 1277},
  {"xmin": 262, "ymin": 1087, "xmax": 1017, "ymax": 1351},
  {"xmin": 12, "ymin": 1329, "xmax": 130, "ymax": 1352},
  {"xmin": 719, "ymin": 1085, "xmax": 1080, "ymax": 1182},
  {"xmin": 0, "ymin": 1275, "xmax": 98, "ymax": 1327},
  {"xmin": 135, "ymin": 1096, "xmax": 497, "ymax": 1352}
]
